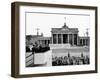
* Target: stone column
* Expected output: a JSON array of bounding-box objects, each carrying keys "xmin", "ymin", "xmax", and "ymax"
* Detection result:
[
  {"xmin": 46, "ymin": 40, "xmax": 47, "ymax": 44},
  {"xmin": 56, "ymin": 34, "xmax": 58, "ymax": 44},
  {"xmin": 68, "ymin": 34, "xmax": 69, "ymax": 44},
  {"xmin": 76, "ymin": 34, "xmax": 78, "ymax": 46},
  {"xmin": 46, "ymin": 40, "xmax": 48, "ymax": 44},
  {"xmin": 73, "ymin": 34, "xmax": 74, "ymax": 46},
  {"xmin": 52, "ymin": 34, "xmax": 53, "ymax": 44},
  {"xmin": 77, "ymin": 35, "xmax": 78, "ymax": 46},
  {"xmin": 85, "ymin": 39, "xmax": 86, "ymax": 46},
  {"xmin": 82, "ymin": 39, "xmax": 83, "ymax": 46},
  {"xmin": 61, "ymin": 34, "xmax": 63, "ymax": 44}
]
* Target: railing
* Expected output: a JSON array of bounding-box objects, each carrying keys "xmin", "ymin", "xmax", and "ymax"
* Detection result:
[{"xmin": 26, "ymin": 52, "xmax": 33, "ymax": 67}]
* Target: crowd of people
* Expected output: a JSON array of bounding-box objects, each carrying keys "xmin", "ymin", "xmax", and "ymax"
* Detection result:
[
  {"xmin": 52, "ymin": 53, "xmax": 90, "ymax": 66},
  {"xmin": 26, "ymin": 42, "xmax": 50, "ymax": 53}
]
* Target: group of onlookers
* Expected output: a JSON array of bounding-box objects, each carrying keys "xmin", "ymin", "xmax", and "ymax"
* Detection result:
[
  {"xmin": 52, "ymin": 54, "xmax": 90, "ymax": 66},
  {"xmin": 26, "ymin": 42, "xmax": 50, "ymax": 53}
]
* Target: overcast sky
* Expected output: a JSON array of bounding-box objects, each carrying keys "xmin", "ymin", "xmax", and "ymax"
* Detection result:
[{"xmin": 26, "ymin": 12, "xmax": 90, "ymax": 37}]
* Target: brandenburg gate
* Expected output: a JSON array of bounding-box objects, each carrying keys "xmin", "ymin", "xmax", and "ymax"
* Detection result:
[{"xmin": 51, "ymin": 23, "xmax": 79, "ymax": 46}]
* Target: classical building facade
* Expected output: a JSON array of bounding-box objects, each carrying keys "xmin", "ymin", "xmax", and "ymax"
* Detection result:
[
  {"xmin": 78, "ymin": 37, "xmax": 90, "ymax": 46},
  {"xmin": 51, "ymin": 23, "xmax": 79, "ymax": 46},
  {"xmin": 51, "ymin": 22, "xmax": 90, "ymax": 47}
]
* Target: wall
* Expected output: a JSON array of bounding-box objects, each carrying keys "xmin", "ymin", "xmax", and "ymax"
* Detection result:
[{"xmin": 0, "ymin": 0, "xmax": 100, "ymax": 80}]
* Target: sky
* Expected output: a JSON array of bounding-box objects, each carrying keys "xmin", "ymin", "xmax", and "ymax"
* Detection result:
[{"xmin": 26, "ymin": 12, "xmax": 90, "ymax": 37}]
